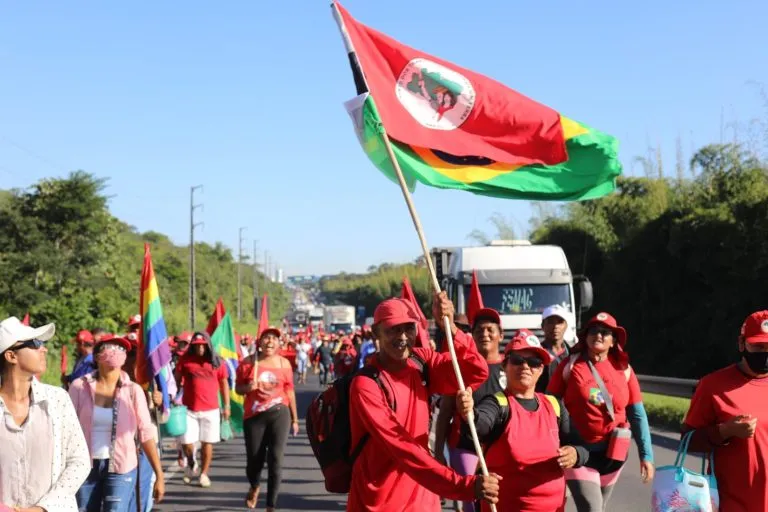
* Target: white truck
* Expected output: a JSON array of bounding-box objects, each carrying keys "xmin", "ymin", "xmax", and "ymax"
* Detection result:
[
  {"xmin": 431, "ymin": 240, "xmax": 592, "ymax": 345},
  {"xmin": 324, "ymin": 305, "xmax": 356, "ymax": 334},
  {"xmin": 309, "ymin": 306, "xmax": 325, "ymax": 331}
]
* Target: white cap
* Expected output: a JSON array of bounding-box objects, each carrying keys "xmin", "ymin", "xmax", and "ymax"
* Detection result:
[
  {"xmin": 0, "ymin": 316, "xmax": 55, "ymax": 354},
  {"xmin": 541, "ymin": 304, "xmax": 576, "ymax": 345}
]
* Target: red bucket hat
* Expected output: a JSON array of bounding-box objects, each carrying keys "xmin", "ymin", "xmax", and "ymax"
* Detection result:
[
  {"xmin": 373, "ymin": 298, "xmax": 420, "ymax": 329},
  {"xmin": 581, "ymin": 312, "xmax": 627, "ymax": 348},
  {"xmin": 504, "ymin": 329, "xmax": 552, "ymax": 365},
  {"xmin": 127, "ymin": 314, "xmax": 141, "ymax": 328},
  {"xmin": 741, "ymin": 310, "xmax": 768, "ymax": 344}
]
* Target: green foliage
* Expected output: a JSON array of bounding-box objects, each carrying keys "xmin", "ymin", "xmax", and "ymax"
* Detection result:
[
  {"xmin": 531, "ymin": 144, "xmax": 768, "ymax": 378},
  {"xmin": 321, "ymin": 261, "xmax": 432, "ymax": 317},
  {"xmin": 642, "ymin": 392, "xmax": 690, "ymax": 431},
  {"xmin": 0, "ymin": 172, "xmax": 290, "ymax": 379}
]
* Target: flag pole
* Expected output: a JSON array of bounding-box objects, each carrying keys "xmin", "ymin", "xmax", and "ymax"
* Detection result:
[{"xmin": 331, "ymin": 3, "xmax": 496, "ymax": 507}]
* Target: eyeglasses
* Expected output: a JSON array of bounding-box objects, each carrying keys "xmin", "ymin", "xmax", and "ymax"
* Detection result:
[
  {"xmin": 506, "ymin": 354, "xmax": 544, "ymax": 368},
  {"xmin": 10, "ymin": 339, "xmax": 45, "ymax": 351},
  {"xmin": 587, "ymin": 326, "xmax": 614, "ymax": 338},
  {"xmin": 99, "ymin": 343, "xmax": 126, "ymax": 353}
]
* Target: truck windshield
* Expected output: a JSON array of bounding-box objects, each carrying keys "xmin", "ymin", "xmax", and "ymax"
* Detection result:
[
  {"xmin": 465, "ymin": 284, "xmax": 571, "ymax": 315},
  {"xmin": 329, "ymin": 323, "xmax": 353, "ymax": 334}
]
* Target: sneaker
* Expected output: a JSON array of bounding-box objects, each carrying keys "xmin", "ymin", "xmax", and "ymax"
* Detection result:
[
  {"xmin": 199, "ymin": 473, "xmax": 212, "ymax": 488},
  {"xmin": 183, "ymin": 466, "xmax": 195, "ymax": 484}
]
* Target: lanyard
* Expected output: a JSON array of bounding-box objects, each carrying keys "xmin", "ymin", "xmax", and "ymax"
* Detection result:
[{"xmin": 585, "ymin": 358, "xmax": 615, "ymax": 422}]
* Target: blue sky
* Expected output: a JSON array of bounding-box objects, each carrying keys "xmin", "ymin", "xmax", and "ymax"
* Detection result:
[{"xmin": 1, "ymin": 0, "xmax": 766, "ymax": 276}]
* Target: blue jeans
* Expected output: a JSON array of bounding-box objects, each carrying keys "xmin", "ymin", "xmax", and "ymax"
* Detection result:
[
  {"xmin": 127, "ymin": 450, "xmax": 155, "ymax": 512},
  {"xmin": 77, "ymin": 459, "xmax": 138, "ymax": 512}
]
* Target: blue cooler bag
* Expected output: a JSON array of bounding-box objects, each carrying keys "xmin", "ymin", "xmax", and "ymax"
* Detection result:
[{"xmin": 652, "ymin": 430, "xmax": 718, "ymax": 511}]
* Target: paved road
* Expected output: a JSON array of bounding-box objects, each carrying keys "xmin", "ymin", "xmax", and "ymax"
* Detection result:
[{"xmin": 153, "ymin": 381, "xmax": 698, "ymax": 511}]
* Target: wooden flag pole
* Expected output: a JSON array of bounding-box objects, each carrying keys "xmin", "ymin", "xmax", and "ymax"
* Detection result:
[
  {"xmin": 331, "ymin": 4, "xmax": 495, "ymax": 509},
  {"xmin": 378, "ymin": 130, "xmax": 496, "ymax": 501}
]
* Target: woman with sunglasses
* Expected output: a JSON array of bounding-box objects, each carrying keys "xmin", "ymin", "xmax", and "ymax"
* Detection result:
[
  {"xmin": 455, "ymin": 329, "xmax": 589, "ymax": 511},
  {"xmin": 0, "ymin": 316, "xmax": 90, "ymax": 512},
  {"xmin": 69, "ymin": 334, "xmax": 165, "ymax": 512},
  {"xmin": 547, "ymin": 312, "xmax": 653, "ymax": 512}
]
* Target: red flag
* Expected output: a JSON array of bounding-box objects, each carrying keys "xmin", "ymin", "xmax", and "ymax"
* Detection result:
[
  {"xmin": 60, "ymin": 342, "xmax": 68, "ymax": 375},
  {"xmin": 206, "ymin": 298, "xmax": 227, "ymax": 336},
  {"xmin": 400, "ymin": 277, "xmax": 430, "ymax": 349},
  {"xmin": 21, "ymin": 313, "xmax": 29, "ymax": 326},
  {"xmin": 467, "ymin": 270, "xmax": 484, "ymax": 325},
  {"xmin": 334, "ymin": 1, "xmax": 567, "ymax": 167},
  {"xmin": 257, "ymin": 294, "xmax": 269, "ymax": 338}
]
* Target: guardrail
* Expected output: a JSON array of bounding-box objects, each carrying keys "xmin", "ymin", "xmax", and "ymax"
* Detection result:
[{"xmin": 637, "ymin": 374, "xmax": 698, "ymax": 399}]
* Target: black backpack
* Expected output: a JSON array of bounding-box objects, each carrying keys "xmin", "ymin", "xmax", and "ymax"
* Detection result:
[{"xmin": 306, "ymin": 353, "xmax": 429, "ymax": 493}]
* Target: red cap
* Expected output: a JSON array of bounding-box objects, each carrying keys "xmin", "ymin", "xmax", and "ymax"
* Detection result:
[
  {"xmin": 503, "ymin": 329, "xmax": 551, "ymax": 364},
  {"xmin": 582, "ymin": 312, "xmax": 627, "ymax": 348},
  {"xmin": 191, "ymin": 332, "xmax": 210, "ymax": 345},
  {"xmin": 472, "ymin": 308, "xmax": 501, "ymax": 328},
  {"xmin": 75, "ymin": 330, "xmax": 94, "ymax": 343},
  {"xmin": 95, "ymin": 334, "xmax": 132, "ymax": 352},
  {"xmin": 373, "ymin": 298, "xmax": 420, "ymax": 329},
  {"xmin": 741, "ymin": 310, "xmax": 768, "ymax": 343},
  {"xmin": 127, "ymin": 314, "xmax": 141, "ymax": 328},
  {"xmin": 259, "ymin": 327, "xmax": 282, "ymax": 340},
  {"xmin": 362, "ymin": 324, "xmax": 372, "ymax": 332}
]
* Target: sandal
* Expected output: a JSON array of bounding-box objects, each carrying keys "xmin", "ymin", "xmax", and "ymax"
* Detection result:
[{"xmin": 245, "ymin": 487, "xmax": 260, "ymax": 509}]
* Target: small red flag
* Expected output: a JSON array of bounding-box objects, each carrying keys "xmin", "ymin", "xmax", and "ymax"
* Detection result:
[
  {"xmin": 400, "ymin": 277, "xmax": 431, "ymax": 349},
  {"xmin": 21, "ymin": 313, "xmax": 30, "ymax": 326},
  {"xmin": 467, "ymin": 270, "xmax": 484, "ymax": 326},
  {"xmin": 206, "ymin": 298, "xmax": 227, "ymax": 336},
  {"xmin": 334, "ymin": 1, "xmax": 567, "ymax": 166},
  {"xmin": 257, "ymin": 295, "xmax": 269, "ymax": 338},
  {"xmin": 60, "ymin": 343, "xmax": 68, "ymax": 375}
]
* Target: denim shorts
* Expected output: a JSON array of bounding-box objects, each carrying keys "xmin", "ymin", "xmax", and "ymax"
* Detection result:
[{"xmin": 77, "ymin": 459, "xmax": 138, "ymax": 512}]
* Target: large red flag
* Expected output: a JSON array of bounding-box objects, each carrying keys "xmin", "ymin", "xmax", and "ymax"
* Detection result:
[
  {"xmin": 257, "ymin": 294, "xmax": 269, "ymax": 338},
  {"xmin": 400, "ymin": 277, "xmax": 430, "ymax": 349},
  {"xmin": 333, "ymin": 1, "xmax": 567, "ymax": 167},
  {"xmin": 467, "ymin": 270, "xmax": 484, "ymax": 326}
]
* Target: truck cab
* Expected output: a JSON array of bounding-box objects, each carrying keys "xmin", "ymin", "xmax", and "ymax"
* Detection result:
[{"xmin": 432, "ymin": 241, "xmax": 592, "ymax": 345}]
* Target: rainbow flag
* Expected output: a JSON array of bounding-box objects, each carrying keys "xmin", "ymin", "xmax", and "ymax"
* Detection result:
[
  {"xmin": 138, "ymin": 243, "xmax": 177, "ymax": 421},
  {"xmin": 206, "ymin": 298, "xmax": 244, "ymax": 433}
]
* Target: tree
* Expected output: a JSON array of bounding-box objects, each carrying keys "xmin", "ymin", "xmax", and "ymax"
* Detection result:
[{"xmin": 467, "ymin": 212, "xmax": 520, "ymax": 245}]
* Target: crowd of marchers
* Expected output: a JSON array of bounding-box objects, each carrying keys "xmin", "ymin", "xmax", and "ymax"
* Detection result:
[{"xmin": 1, "ymin": 293, "xmax": 767, "ymax": 511}]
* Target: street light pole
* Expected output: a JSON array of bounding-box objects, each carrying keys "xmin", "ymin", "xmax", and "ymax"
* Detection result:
[{"xmin": 189, "ymin": 185, "xmax": 204, "ymax": 330}]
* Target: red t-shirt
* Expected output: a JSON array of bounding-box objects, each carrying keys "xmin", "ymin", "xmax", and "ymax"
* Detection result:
[
  {"xmin": 547, "ymin": 356, "xmax": 641, "ymax": 443},
  {"xmin": 347, "ymin": 330, "xmax": 489, "ymax": 512},
  {"xmin": 683, "ymin": 364, "xmax": 768, "ymax": 512},
  {"xmin": 177, "ymin": 355, "xmax": 228, "ymax": 412},
  {"xmin": 236, "ymin": 358, "xmax": 294, "ymax": 421}
]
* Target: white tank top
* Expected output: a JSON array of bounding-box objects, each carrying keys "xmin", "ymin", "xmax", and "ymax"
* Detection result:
[{"xmin": 91, "ymin": 406, "xmax": 113, "ymax": 459}]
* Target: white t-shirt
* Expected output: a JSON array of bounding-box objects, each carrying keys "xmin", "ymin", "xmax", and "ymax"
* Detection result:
[
  {"xmin": 296, "ymin": 342, "xmax": 312, "ymax": 361},
  {"xmin": 91, "ymin": 406, "xmax": 113, "ymax": 459}
]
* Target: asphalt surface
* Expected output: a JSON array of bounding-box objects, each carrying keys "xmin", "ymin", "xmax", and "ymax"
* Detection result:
[{"xmin": 153, "ymin": 380, "xmax": 699, "ymax": 511}]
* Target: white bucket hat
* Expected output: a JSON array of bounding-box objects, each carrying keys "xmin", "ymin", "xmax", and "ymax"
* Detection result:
[{"xmin": 0, "ymin": 316, "xmax": 56, "ymax": 353}]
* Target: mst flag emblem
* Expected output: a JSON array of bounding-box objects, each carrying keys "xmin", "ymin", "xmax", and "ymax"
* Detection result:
[{"xmin": 396, "ymin": 58, "xmax": 476, "ymax": 130}]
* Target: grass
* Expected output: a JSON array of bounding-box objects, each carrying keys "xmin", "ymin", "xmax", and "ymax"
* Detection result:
[{"xmin": 642, "ymin": 392, "xmax": 691, "ymax": 431}]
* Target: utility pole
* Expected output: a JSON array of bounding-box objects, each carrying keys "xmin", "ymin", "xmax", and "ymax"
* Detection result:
[
  {"xmin": 189, "ymin": 185, "xmax": 204, "ymax": 330},
  {"xmin": 252, "ymin": 240, "xmax": 259, "ymax": 319},
  {"xmin": 238, "ymin": 227, "xmax": 247, "ymax": 321},
  {"xmin": 265, "ymin": 250, "xmax": 270, "ymax": 284}
]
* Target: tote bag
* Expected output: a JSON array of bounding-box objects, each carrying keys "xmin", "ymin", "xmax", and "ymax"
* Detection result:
[{"xmin": 652, "ymin": 430, "xmax": 718, "ymax": 511}]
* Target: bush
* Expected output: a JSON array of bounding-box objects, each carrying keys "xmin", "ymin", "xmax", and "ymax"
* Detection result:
[{"xmin": 642, "ymin": 392, "xmax": 690, "ymax": 431}]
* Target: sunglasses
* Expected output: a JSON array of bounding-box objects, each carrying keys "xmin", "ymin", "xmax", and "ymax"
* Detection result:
[
  {"xmin": 587, "ymin": 326, "xmax": 614, "ymax": 338},
  {"xmin": 10, "ymin": 339, "xmax": 45, "ymax": 351},
  {"xmin": 506, "ymin": 354, "xmax": 544, "ymax": 368},
  {"xmin": 82, "ymin": 342, "xmax": 95, "ymax": 348},
  {"xmin": 97, "ymin": 343, "xmax": 127, "ymax": 353}
]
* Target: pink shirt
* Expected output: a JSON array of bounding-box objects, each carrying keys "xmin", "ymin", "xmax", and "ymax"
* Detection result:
[{"xmin": 69, "ymin": 371, "xmax": 156, "ymax": 474}]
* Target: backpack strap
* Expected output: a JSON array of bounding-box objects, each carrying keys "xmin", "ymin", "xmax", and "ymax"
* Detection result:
[
  {"xmin": 408, "ymin": 352, "xmax": 430, "ymax": 389},
  {"xmin": 483, "ymin": 391, "xmax": 510, "ymax": 450},
  {"xmin": 544, "ymin": 394, "xmax": 561, "ymax": 417},
  {"xmin": 561, "ymin": 353, "xmax": 580, "ymax": 384}
]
